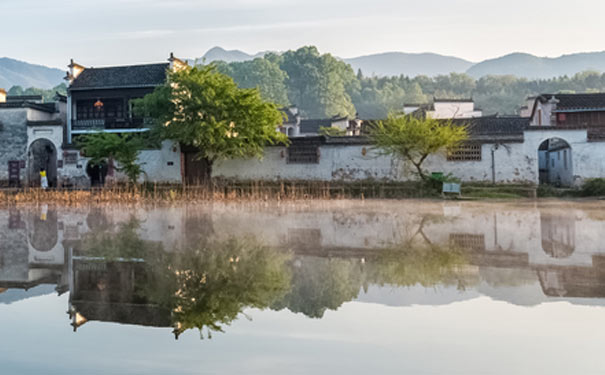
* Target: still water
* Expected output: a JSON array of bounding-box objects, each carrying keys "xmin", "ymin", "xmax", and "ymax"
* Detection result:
[{"xmin": 2, "ymin": 200, "xmax": 605, "ymax": 374}]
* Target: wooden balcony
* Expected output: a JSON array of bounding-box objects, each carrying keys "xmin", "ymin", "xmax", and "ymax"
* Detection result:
[{"xmin": 72, "ymin": 118, "xmax": 151, "ymax": 131}]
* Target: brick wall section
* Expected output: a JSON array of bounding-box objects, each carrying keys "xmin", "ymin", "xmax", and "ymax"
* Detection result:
[{"xmin": 0, "ymin": 109, "xmax": 28, "ymax": 184}]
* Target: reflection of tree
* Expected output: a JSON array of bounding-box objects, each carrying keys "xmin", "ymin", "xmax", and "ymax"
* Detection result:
[
  {"xmin": 77, "ymin": 219, "xmax": 291, "ymax": 339},
  {"xmin": 272, "ymin": 257, "xmax": 364, "ymax": 318},
  {"xmin": 368, "ymin": 242, "xmax": 472, "ymax": 289},
  {"xmin": 144, "ymin": 237, "xmax": 292, "ymax": 339},
  {"xmin": 79, "ymin": 217, "xmax": 162, "ymax": 260}
]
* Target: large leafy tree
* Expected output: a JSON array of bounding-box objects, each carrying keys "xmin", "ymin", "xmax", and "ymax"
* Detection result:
[
  {"xmin": 280, "ymin": 46, "xmax": 357, "ymax": 118},
  {"xmin": 136, "ymin": 65, "xmax": 288, "ymax": 183},
  {"xmin": 370, "ymin": 114, "xmax": 468, "ymax": 180},
  {"xmin": 215, "ymin": 57, "xmax": 290, "ymax": 106}
]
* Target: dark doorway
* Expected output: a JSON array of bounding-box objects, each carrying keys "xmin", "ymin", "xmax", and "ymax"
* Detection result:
[
  {"xmin": 27, "ymin": 139, "xmax": 57, "ymax": 187},
  {"xmin": 182, "ymin": 149, "xmax": 211, "ymax": 185},
  {"xmin": 86, "ymin": 162, "xmax": 108, "ymax": 187}
]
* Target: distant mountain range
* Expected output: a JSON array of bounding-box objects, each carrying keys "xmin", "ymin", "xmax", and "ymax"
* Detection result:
[
  {"xmin": 343, "ymin": 52, "xmax": 473, "ymax": 77},
  {"xmin": 198, "ymin": 47, "xmax": 605, "ymax": 79},
  {"xmin": 4, "ymin": 48, "xmax": 605, "ymax": 90},
  {"xmin": 0, "ymin": 57, "xmax": 64, "ymax": 90},
  {"xmin": 466, "ymin": 52, "xmax": 605, "ymax": 78}
]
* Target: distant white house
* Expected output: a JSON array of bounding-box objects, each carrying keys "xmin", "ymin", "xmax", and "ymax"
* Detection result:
[{"xmin": 405, "ymin": 98, "xmax": 482, "ymax": 119}]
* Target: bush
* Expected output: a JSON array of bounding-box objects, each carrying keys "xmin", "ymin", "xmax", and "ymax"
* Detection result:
[
  {"xmin": 580, "ymin": 178, "xmax": 605, "ymax": 197},
  {"xmin": 426, "ymin": 172, "xmax": 459, "ymax": 192}
]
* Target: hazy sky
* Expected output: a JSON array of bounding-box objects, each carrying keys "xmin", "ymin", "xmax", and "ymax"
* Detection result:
[{"xmin": 3, "ymin": 0, "xmax": 605, "ymax": 69}]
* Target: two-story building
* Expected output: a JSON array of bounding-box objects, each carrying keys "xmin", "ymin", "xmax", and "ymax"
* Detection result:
[
  {"xmin": 527, "ymin": 93, "xmax": 605, "ymax": 186},
  {"xmin": 62, "ymin": 53, "xmax": 188, "ymax": 186}
]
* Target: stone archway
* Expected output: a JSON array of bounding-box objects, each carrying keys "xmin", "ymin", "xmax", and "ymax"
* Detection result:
[
  {"xmin": 537, "ymin": 137, "xmax": 573, "ymax": 186},
  {"xmin": 27, "ymin": 139, "xmax": 57, "ymax": 188}
]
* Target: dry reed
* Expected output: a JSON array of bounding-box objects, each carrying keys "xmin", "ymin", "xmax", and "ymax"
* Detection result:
[{"xmin": 0, "ymin": 180, "xmax": 431, "ymax": 207}]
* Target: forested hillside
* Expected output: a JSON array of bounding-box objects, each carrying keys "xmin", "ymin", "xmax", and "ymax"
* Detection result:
[{"xmin": 208, "ymin": 46, "xmax": 605, "ymax": 119}]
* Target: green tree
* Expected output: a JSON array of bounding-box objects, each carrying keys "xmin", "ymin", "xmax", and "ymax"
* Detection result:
[
  {"xmin": 216, "ymin": 58, "xmax": 289, "ymax": 105},
  {"xmin": 370, "ymin": 114, "xmax": 468, "ymax": 180},
  {"xmin": 78, "ymin": 132, "xmax": 144, "ymax": 183},
  {"xmin": 281, "ymin": 46, "xmax": 357, "ymax": 118},
  {"xmin": 136, "ymin": 65, "xmax": 288, "ymax": 183}
]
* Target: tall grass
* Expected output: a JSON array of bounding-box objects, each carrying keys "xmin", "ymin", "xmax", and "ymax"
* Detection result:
[{"xmin": 0, "ymin": 180, "xmax": 434, "ymax": 206}]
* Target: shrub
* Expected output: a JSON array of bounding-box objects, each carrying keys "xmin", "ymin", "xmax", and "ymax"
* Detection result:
[{"xmin": 580, "ymin": 178, "xmax": 605, "ymax": 197}]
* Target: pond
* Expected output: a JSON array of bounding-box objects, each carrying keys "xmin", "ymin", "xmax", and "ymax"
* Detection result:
[{"xmin": 2, "ymin": 200, "xmax": 605, "ymax": 374}]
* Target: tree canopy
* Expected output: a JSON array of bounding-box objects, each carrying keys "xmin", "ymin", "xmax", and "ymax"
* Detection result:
[
  {"xmin": 370, "ymin": 115, "xmax": 468, "ymax": 180},
  {"xmin": 196, "ymin": 46, "xmax": 605, "ymax": 120},
  {"xmin": 136, "ymin": 65, "xmax": 288, "ymax": 182}
]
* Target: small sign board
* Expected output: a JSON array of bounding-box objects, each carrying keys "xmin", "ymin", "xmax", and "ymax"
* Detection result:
[
  {"xmin": 64, "ymin": 152, "xmax": 78, "ymax": 164},
  {"xmin": 442, "ymin": 182, "xmax": 461, "ymax": 196}
]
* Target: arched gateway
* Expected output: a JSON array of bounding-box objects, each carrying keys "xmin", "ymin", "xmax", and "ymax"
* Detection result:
[
  {"xmin": 537, "ymin": 137, "xmax": 573, "ymax": 186},
  {"xmin": 27, "ymin": 138, "xmax": 57, "ymax": 188}
]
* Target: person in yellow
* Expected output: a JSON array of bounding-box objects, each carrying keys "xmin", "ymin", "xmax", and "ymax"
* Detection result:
[{"xmin": 40, "ymin": 168, "xmax": 48, "ymax": 190}]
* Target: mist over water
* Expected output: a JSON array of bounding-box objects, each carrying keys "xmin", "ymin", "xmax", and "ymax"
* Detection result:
[{"xmin": 2, "ymin": 200, "xmax": 605, "ymax": 374}]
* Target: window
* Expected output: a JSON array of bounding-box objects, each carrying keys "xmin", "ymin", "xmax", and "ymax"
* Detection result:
[
  {"xmin": 450, "ymin": 233, "xmax": 486, "ymax": 252},
  {"xmin": 447, "ymin": 143, "xmax": 481, "ymax": 161},
  {"xmin": 558, "ymin": 113, "xmax": 566, "ymax": 123},
  {"xmin": 287, "ymin": 142, "xmax": 320, "ymax": 164},
  {"xmin": 552, "ymin": 158, "xmax": 555, "ymax": 168}
]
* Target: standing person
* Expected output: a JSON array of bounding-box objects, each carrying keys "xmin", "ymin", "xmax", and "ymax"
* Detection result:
[{"xmin": 40, "ymin": 168, "xmax": 48, "ymax": 190}]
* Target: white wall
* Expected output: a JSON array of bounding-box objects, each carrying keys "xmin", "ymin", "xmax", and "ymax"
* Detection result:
[
  {"xmin": 524, "ymin": 129, "xmax": 589, "ymax": 186},
  {"xmin": 530, "ymin": 100, "xmax": 554, "ymax": 126},
  {"xmin": 428, "ymin": 102, "xmax": 482, "ymax": 119},
  {"xmin": 214, "ymin": 141, "xmax": 535, "ymax": 184},
  {"xmin": 137, "ymin": 141, "xmax": 182, "ymax": 183}
]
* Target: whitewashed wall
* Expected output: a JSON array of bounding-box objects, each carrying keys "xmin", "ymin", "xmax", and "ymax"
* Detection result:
[
  {"xmin": 214, "ymin": 141, "xmax": 534, "ymax": 184},
  {"xmin": 137, "ymin": 141, "xmax": 182, "ymax": 183},
  {"xmin": 523, "ymin": 129, "xmax": 589, "ymax": 186}
]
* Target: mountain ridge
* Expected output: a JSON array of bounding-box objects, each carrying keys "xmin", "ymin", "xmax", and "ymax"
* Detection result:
[
  {"xmin": 5, "ymin": 48, "xmax": 605, "ymax": 90},
  {"xmin": 197, "ymin": 47, "xmax": 605, "ymax": 79},
  {"xmin": 0, "ymin": 57, "xmax": 64, "ymax": 90}
]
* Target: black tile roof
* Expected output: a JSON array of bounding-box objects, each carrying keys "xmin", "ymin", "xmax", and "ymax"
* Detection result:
[
  {"xmin": 536, "ymin": 93, "xmax": 605, "ymax": 111},
  {"xmin": 300, "ymin": 119, "xmax": 333, "ymax": 134},
  {"xmin": 69, "ymin": 63, "xmax": 169, "ymax": 90},
  {"xmin": 7, "ymin": 95, "xmax": 43, "ymax": 102},
  {"xmin": 453, "ymin": 116, "xmax": 529, "ymax": 136},
  {"xmin": 0, "ymin": 101, "xmax": 56, "ymax": 113}
]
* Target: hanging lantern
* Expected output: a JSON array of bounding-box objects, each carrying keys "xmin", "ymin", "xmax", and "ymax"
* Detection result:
[{"xmin": 94, "ymin": 99, "xmax": 104, "ymax": 110}]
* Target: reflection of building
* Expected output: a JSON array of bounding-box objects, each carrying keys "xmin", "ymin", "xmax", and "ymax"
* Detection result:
[
  {"xmin": 68, "ymin": 259, "xmax": 170, "ymax": 331},
  {"xmin": 541, "ymin": 214, "xmax": 575, "ymax": 258},
  {"xmin": 537, "ymin": 255, "xmax": 605, "ymax": 298},
  {"xmin": 3, "ymin": 203, "xmax": 605, "ymax": 330}
]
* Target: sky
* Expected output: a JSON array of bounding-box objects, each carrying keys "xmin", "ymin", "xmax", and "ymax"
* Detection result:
[{"xmin": 3, "ymin": 0, "xmax": 605, "ymax": 69}]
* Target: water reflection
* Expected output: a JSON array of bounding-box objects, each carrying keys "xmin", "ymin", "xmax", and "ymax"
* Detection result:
[{"xmin": 2, "ymin": 201, "xmax": 605, "ymax": 338}]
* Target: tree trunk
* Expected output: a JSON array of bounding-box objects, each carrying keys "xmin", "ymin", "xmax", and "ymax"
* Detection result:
[
  {"xmin": 412, "ymin": 155, "xmax": 428, "ymax": 181},
  {"xmin": 202, "ymin": 158, "xmax": 213, "ymax": 186}
]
